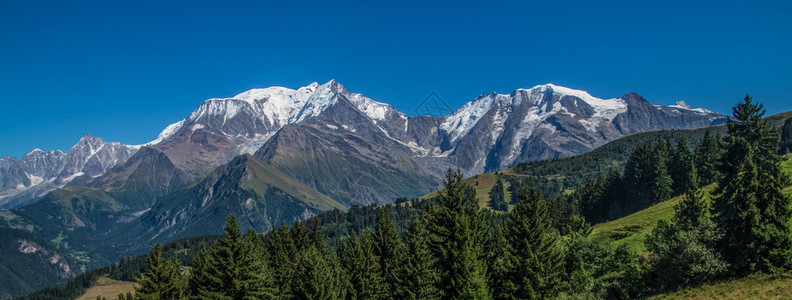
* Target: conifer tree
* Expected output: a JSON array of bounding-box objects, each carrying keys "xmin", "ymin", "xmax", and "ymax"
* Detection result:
[
  {"xmin": 646, "ymin": 162, "xmax": 727, "ymax": 289},
  {"xmin": 268, "ymin": 222, "xmax": 298, "ymax": 298},
  {"xmin": 189, "ymin": 215, "xmax": 277, "ymax": 299},
  {"xmin": 424, "ymin": 168, "xmax": 491, "ymax": 299},
  {"xmin": 779, "ymin": 117, "xmax": 792, "ymax": 155},
  {"xmin": 713, "ymin": 95, "xmax": 792, "ymax": 274},
  {"xmin": 669, "ymin": 137, "xmax": 694, "ymax": 195},
  {"xmin": 338, "ymin": 230, "xmax": 387, "ymax": 299},
  {"xmin": 134, "ymin": 243, "xmax": 186, "ymax": 300},
  {"xmin": 294, "ymin": 246, "xmax": 345, "ymax": 300},
  {"xmin": 578, "ymin": 174, "xmax": 607, "ymax": 223},
  {"xmin": 620, "ymin": 140, "xmax": 673, "ymax": 215},
  {"xmin": 489, "ymin": 179, "xmax": 508, "ymax": 211},
  {"xmin": 694, "ymin": 130, "xmax": 724, "ymax": 185},
  {"xmin": 373, "ymin": 209, "xmax": 407, "ymax": 298},
  {"xmin": 290, "ymin": 221, "xmax": 311, "ymax": 252},
  {"xmin": 500, "ymin": 185, "xmax": 564, "ymax": 299},
  {"xmin": 397, "ymin": 216, "xmax": 441, "ymax": 300}
]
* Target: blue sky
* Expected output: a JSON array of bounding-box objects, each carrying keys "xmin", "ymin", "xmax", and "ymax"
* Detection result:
[{"xmin": 1, "ymin": 0, "xmax": 791, "ymax": 158}]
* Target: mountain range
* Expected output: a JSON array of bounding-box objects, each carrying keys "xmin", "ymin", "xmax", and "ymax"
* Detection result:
[
  {"xmin": 0, "ymin": 80, "xmax": 731, "ymax": 298},
  {"xmin": 0, "ymin": 80, "xmax": 725, "ymax": 209}
]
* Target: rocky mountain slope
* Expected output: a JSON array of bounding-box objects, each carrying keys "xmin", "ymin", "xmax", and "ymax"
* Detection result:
[
  {"xmin": 0, "ymin": 135, "xmax": 137, "ymax": 208},
  {"xmin": 1, "ymin": 81, "xmax": 726, "ymax": 208}
]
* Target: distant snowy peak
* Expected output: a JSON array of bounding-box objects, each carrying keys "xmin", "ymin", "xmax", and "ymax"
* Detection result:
[
  {"xmin": 168, "ymin": 80, "xmax": 402, "ymax": 138},
  {"xmin": 669, "ymin": 100, "xmax": 714, "ymax": 114},
  {"xmin": 441, "ymin": 83, "xmax": 628, "ymax": 143}
]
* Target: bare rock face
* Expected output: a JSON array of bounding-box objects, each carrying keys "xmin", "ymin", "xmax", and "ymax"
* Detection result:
[
  {"xmin": 0, "ymin": 134, "xmax": 136, "ymax": 208},
  {"xmin": 0, "ymin": 81, "xmax": 725, "ymax": 207}
]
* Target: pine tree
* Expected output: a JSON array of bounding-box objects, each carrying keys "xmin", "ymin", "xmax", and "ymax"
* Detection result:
[
  {"xmin": 293, "ymin": 246, "xmax": 345, "ymax": 300},
  {"xmin": 694, "ymin": 130, "xmax": 724, "ymax": 185},
  {"xmin": 646, "ymin": 162, "xmax": 727, "ymax": 290},
  {"xmin": 424, "ymin": 168, "xmax": 491, "ymax": 299},
  {"xmin": 713, "ymin": 95, "xmax": 792, "ymax": 275},
  {"xmin": 779, "ymin": 117, "xmax": 792, "ymax": 155},
  {"xmin": 373, "ymin": 208, "xmax": 407, "ymax": 298},
  {"xmin": 499, "ymin": 185, "xmax": 564, "ymax": 299},
  {"xmin": 268, "ymin": 222, "xmax": 298, "ymax": 298},
  {"xmin": 290, "ymin": 221, "xmax": 311, "ymax": 252},
  {"xmin": 620, "ymin": 140, "xmax": 673, "ymax": 215},
  {"xmin": 489, "ymin": 179, "xmax": 508, "ymax": 211},
  {"xmin": 134, "ymin": 243, "xmax": 186, "ymax": 300},
  {"xmin": 578, "ymin": 174, "xmax": 607, "ymax": 224},
  {"xmin": 338, "ymin": 230, "xmax": 387, "ymax": 299},
  {"xmin": 189, "ymin": 215, "xmax": 277, "ymax": 299},
  {"xmin": 397, "ymin": 216, "xmax": 441, "ymax": 300},
  {"xmin": 669, "ymin": 137, "xmax": 694, "ymax": 195}
]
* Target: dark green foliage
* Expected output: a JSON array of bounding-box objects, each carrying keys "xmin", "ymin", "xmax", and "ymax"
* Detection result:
[
  {"xmin": 645, "ymin": 164, "xmax": 727, "ymax": 290},
  {"xmin": 488, "ymin": 179, "xmax": 508, "ymax": 211},
  {"xmin": 134, "ymin": 243, "xmax": 187, "ymax": 300},
  {"xmin": 0, "ymin": 228, "xmax": 77, "ymax": 299},
  {"xmin": 714, "ymin": 95, "xmax": 792, "ymax": 275},
  {"xmin": 338, "ymin": 230, "xmax": 387, "ymax": 299},
  {"xmin": 497, "ymin": 185, "xmax": 564, "ymax": 299},
  {"xmin": 618, "ymin": 140, "xmax": 673, "ymax": 216},
  {"xmin": 424, "ymin": 169, "xmax": 491, "ymax": 299},
  {"xmin": 669, "ymin": 137, "xmax": 695, "ymax": 195},
  {"xmin": 372, "ymin": 209, "xmax": 408, "ymax": 298},
  {"xmin": 780, "ymin": 117, "xmax": 792, "ymax": 155},
  {"xmin": 577, "ymin": 174, "xmax": 607, "ymax": 223},
  {"xmin": 694, "ymin": 130, "xmax": 724, "ymax": 185},
  {"xmin": 188, "ymin": 215, "xmax": 277, "ymax": 299},
  {"xmin": 511, "ymin": 127, "xmax": 727, "ymax": 200},
  {"xmin": 293, "ymin": 245, "xmax": 345, "ymax": 300},
  {"xmin": 17, "ymin": 235, "xmax": 218, "ymax": 300},
  {"xmin": 398, "ymin": 216, "xmax": 440, "ymax": 299},
  {"xmin": 267, "ymin": 222, "xmax": 298, "ymax": 298}
]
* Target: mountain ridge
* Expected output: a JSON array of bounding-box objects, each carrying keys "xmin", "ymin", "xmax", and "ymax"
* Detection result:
[{"xmin": 0, "ymin": 81, "xmax": 726, "ymax": 208}]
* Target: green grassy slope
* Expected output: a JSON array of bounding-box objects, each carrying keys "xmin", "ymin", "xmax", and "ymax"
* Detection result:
[
  {"xmin": 650, "ymin": 272, "xmax": 792, "ymax": 299},
  {"xmin": 239, "ymin": 154, "xmax": 346, "ymax": 212},
  {"xmin": 591, "ymin": 154, "xmax": 791, "ymax": 253}
]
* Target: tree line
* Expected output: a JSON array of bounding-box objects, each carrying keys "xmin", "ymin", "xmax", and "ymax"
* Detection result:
[{"xmin": 47, "ymin": 96, "xmax": 792, "ymax": 299}]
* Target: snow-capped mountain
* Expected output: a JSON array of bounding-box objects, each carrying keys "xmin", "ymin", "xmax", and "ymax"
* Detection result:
[
  {"xmin": 0, "ymin": 80, "xmax": 726, "ymax": 207},
  {"xmin": 0, "ymin": 134, "xmax": 137, "ymax": 208}
]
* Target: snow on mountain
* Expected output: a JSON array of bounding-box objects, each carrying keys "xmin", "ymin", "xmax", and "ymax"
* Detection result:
[
  {"xmin": 669, "ymin": 100, "xmax": 714, "ymax": 114},
  {"xmin": 0, "ymin": 134, "xmax": 137, "ymax": 208},
  {"xmin": 0, "ymin": 80, "xmax": 726, "ymax": 208}
]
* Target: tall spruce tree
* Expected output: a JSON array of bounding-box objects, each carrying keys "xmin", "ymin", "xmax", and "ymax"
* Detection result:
[
  {"xmin": 268, "ymin": 222, "xmax": 298, "ymax": 298},
  {"xmin": 620, "ymin": 140, "xmax": 673, "ymax": 215},
  {"xmin": 424, "ymin": 168, "xmax": 491, "ymax": 299},
  {"xmin": 499, "ymin": 185, "xmax": 564, "ymax": 299},
  {"xmin": 669, "ymin": 137, "xmax": 695, "ymax": 195},
  {"xmin": 779, "ymin": 117, "xmax": 792, "ymax": 155},
  {"xmin": 713, "ymin": 95, "xmax": 792, "ymax": 275},
  {"xmin": 338, "ymin": 230, "xmax": 387, "ymax": 299},
  {"xmin": 189, "ymin": 215, "xmax": 277, "ymax": 299},
  {"xmin": 293, "ymin": 245, "xmax": 345, "ymax": 300},
  {"xmin": 398, "ymin": 216, "xmax": 441, "ymax": 300},
  {"xmin": 646, "ymin": 162, "xmax": 727, "ymax": 290},
  {"xmin": 134, "ymin": 243, "xmax": 186, "ymax": 300},
  {"xmin": 694, "ymin": 130, "xmax": 724, "ymax": 185},
  {"xmin": 578, "ymin": 174, "xmax": 607, "ymax": 224},
  {"xmin": 489, "ymin": 179, "xmax": 508, "ymax": 211},
  {"xmin": 373, "ymin": 209, "xmax": 407, "ymax": 298}
]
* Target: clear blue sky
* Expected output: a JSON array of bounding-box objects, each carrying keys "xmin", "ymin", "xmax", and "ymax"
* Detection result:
[{"xmin": 2, "ymin": 0, "xmax": 791, "ymax": 158}]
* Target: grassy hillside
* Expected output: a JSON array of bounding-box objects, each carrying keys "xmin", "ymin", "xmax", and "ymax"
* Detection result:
[
  {"xmin": 76, "ymin": 277, "xmax": 136, "ymax": 300},
  {"xmin": 239, "ymin": 154, "xmax": 346, "ymax": 212},
  {"xmin": 590, "ymin": 154, "xmax": 791, "ymax": 253},
  {"xmin": 650, "ymin": 272, "xmax": 792, "ymax": 299}
]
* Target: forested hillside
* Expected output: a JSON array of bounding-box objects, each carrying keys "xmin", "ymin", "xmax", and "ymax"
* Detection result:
[{"xmin": 17, "ymin": 98, "xmax": 792, "ymax": 300}]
